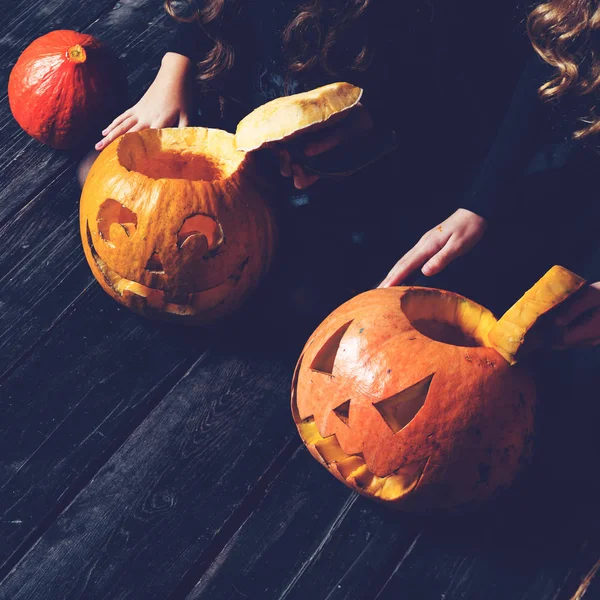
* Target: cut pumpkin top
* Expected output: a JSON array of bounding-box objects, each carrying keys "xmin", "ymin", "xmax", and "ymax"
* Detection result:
[{"xmin": 234, "ymin": 82, "xmax": 363, "ymax": 152}]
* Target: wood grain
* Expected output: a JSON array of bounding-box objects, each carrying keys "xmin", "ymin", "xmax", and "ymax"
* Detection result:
[
  {"xmin": 0, "ymin": 0, "xmax": 175, "ymax": 226},
  {"xmin": 184, "ymin": 450, "xmax": 422, "ymax": 600},
  {"xmin": 0, "ymin": 287, "xmax": 207, "ymax": 575},
  {"xmin": 0, "ymin": 348, "xmax": 296, "ymax": 599}
]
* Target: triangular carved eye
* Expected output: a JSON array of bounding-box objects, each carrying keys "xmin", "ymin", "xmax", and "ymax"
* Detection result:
[
  {"xmin": 310, "ymin": 321, "xmax": 353, "ymax": 375},
  {"xmin": 333, "ymin": 400, "xmax": 351, "ymax": 426},
  {"xmin": 374, "ymin": 374, "xmax": 434, "ymax": 434}
]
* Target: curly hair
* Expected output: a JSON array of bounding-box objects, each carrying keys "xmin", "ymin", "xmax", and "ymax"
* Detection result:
[
  {"xmin": 164, "ymin": 0, "xmax": 373, "ymax": 89},
  {"xmin": 528, "ymin": 0, "xmax": 600, "ymax": 138}
]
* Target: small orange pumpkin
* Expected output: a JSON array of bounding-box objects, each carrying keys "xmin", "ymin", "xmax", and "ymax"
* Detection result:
[
  {"xmin": 80, "ymin": 82, "xmax": 363, "ymax": 323},
  {"xmin": 292, "ymin": 267, "xmax": 585, "ymax": 512},
  {"xmin": 8, "ymin": 30, "xmax": 125, "ymax": 149}
]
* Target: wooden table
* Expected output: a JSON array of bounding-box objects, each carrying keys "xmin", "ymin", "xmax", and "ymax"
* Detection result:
[{"xmin": 2, "ymin": 1, "xmax": 600, "ymax": 598}]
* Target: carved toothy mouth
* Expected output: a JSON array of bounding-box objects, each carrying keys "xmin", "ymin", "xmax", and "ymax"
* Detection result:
[
  {"xmin": 297, "ymin": 416, "xmax": 430, "ymax": 502},
  {"xmin": 291, "ymin": 357, "xmax": 430, "ymax": 502},
  {"xmin": 86, "ymin": 223, "xmax": 248, "ymax": 315}
]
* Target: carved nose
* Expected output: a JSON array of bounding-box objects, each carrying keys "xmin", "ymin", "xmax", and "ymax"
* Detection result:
[{"xmin": 145, "ymin": 252, "xmax": 164, "ymax": 273}]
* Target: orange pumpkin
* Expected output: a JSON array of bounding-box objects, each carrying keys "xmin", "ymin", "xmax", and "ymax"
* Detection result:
[
  {"xmin": 292, "ymin": 267, "xmax": 585, "ymax": 512},
  {"xmin": 80, "ymin": 128, "xmax": 277, "ymax": 323},
  {"xmin": 80, "ymin": 82, "xmax": 362, "ymax": 323},
  {"xmin": 8, "ymin": 30, "xmax": 125, "ymax": 149}
]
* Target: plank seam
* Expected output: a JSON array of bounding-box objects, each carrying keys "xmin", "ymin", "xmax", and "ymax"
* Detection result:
[
  {"xmin": 165, "ymin": 438, "xmax": 303, "ymax": 600},
  {"xmin": 0, "ymin": 162, "xmax": 73, "ymax": 233},
  {"xmin": 0, "ymin": 277, "xmax": 95, "ymax": 384},
  {"xmin": 0, "ymin": 351, "xmax": 204, "ymax": 583},
  {"xmin": 277, "ymin": 494, "xmax": 359, "ymax": 600},
  {"xmin": 370, "ymin": 532, "xmax": 423, "ymax": 600},
  {"xmin": 0, "ymin": 2, "xmax": 168, "ymax": 230}
]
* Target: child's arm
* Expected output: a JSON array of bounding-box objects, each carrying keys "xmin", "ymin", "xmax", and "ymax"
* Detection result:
[
  {"xmin": 96, "ymin": 52, "xmax": 193, "ymax": 150},
  {"xmin": 380, "ymin": 53, "xmax": 553, "ymax": 287}
]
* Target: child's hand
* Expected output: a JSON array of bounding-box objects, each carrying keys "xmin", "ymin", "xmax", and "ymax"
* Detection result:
[
  {"xmin": 553, "ymin": 283, "xmax": 600, "ymax": 348},
  {"xmin": 95, "ymin": 53, "xmax": 192, "ymax": 151},
  {"xmin": 379, "ymin": 209, "xmax": 487, "ymax": 287},
  {"xmin": 278, "ymin": 103, "xmax": 373, "ymax": 189}
]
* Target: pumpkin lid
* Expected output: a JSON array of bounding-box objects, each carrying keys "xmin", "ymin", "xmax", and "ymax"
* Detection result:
[{"xmin": 234, "ymin": 82, "xmax": 363, "ymax": 152}]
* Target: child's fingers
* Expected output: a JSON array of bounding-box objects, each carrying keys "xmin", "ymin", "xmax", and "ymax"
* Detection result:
[
  {"xmin": 127, "ymin": 121, "xmax": 149, "ymax": 134},
  {"xmin": 95, "ymin": 116, "xmax": 138, "ymax": 150},
  {"xmin": 421, "ymin": 238, "xmax": 460, "ymax": 276},
  {"xmin": 304, "ymin": 130, "xmax": 344, "ymax": 157},
  {"xmin": 378, "ymin": 247, "xmax": 429, "ymax": 288},
  {"xmin": 102, "ymin": 109, "xmax": 133, "ymax": 136},
  {"xmin": 555, "ymin": 309, "xmax": 600, "ymax": 347},
  {"xmin": 379, "ymin": 235, "xmax": 446, "ymax": 288},
  {"xmin": 555, "ymin": 283, "xmax": 600, "ymax": 326},
  {"xmin": 178, "ymin": 113, "xmax": 190, "ymax": 127},
  {"xmin": 291, "ymin": 164, "xmax": 320, "ymax": 189},
  {"xmin": 280, "ymin": 150, "xmax": 292, "ymax": 177}
]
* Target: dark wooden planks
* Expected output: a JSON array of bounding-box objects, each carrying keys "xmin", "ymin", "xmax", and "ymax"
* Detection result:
[
  {"xmin": 180, "ymin": 346, "xmax": 600, "ymax": 600},
  {"xmin": 0, "ymin": 0, "xmax": 118, "ymax": 82},
  {"xmin": 0, "ymin": 0, "xmax": 118, "ymax": 225},
  {"xmin": 0, "ymin": 0, "xmax": 176, "ymax": 226},
  {"xmin": 0, "ymin": 169, "xmax": 87, "ymax": 375},
  {"xmin": 367, "ymin": 351, "xmax": 600, "ymax": 600},
  {"xmin": 184, "ymin": 450, "xmax": 421, "ymax": 600},
  {"xmin": 0, "ymin": 347, "xmax": 297, "ymax": 599},
  {"xmin": 180, "ymin": 452, "xmax": 587, "ymax": 600},
  {"xmin": 372, "ymin": 522, "xmax": 579, "ymax": 600},
  {"xmin": 0, "ymin": 1, "xmax": 180, "ymax": 371},
  {"xmin": 0, "ymin": 286, "xmax": 207, "ymax": 575}
]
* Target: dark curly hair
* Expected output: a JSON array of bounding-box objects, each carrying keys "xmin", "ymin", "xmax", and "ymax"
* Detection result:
[
  {"xmin": 164, "ymin": 0, "xmax": 373, "ymax": 90},
  {"xmin": 528, "ymin": 0, "xmax": 600, "ymax": 138}
]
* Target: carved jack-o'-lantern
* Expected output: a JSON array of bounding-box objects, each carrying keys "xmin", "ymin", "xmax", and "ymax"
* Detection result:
[
  {"xmin": 292, "ymin": 267, "xmax": 586, "ymax": 511},
  {"xmin": 80, "ymin": 82, "xmax": 362, "ymax": 323},
  {"xmin": 80, "ymin": 128, "xmax": 276, "ymax": 322}
]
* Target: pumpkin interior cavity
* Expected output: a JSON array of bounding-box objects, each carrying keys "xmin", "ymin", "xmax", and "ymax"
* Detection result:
[
  {"xmin": 401, "ymin": 289, "xmax": 497, "ymax": 348},
  {"xmin": 117, "ymin": 129, "xmax": 245, "ymax": 182},
  {"xmin": 374, "ymin": 374, "xmax": 434, "ymax": 434},
  {"xmin": 333, "ymin": 400, "xmax": 351, "ymax": 426},
  {"xmin": 178, "ymin": 214, "xmax": 224, "ymax": 251},
  {"xmin": 97, "ymin": 198, "xmax": 137, "ymax": 246},
  {"xmin": 310, "ymin": 321, "xmax": 353, "ymax": 374}
]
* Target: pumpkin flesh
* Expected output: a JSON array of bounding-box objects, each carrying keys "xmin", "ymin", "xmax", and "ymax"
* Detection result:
[
  {"xmin": 80, "ymin": 127, "xmax": 276, "ymax": 323},
  {"xmin": 488, "ymin": 265, "xmax": 586, "ymax": 364},
  {"xmin": 234, "ymin": 82, "xmax": 363, "ymax": 152}
]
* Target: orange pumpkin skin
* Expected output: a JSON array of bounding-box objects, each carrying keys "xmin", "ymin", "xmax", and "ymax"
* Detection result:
[
  {"xmin": 8, "ymin": 30, "xmax": 125, "ymax": 149},
  {"xmin": 80, "ymin": 127, "xmax": 277, "ymax": 324},
  {"xmin": 292, "ymin": 287, "xmax": 536, "ymax": 512}
]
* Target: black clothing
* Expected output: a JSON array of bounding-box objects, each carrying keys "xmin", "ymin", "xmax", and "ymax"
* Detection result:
[
  {"xmin": 165, "ymin": 6, "xmax": 448, "ymax": 317},
  {"xmin": 463, "ymin": 53, "xmax": 597, "ymax": 222},
  {"xmin": 421, "ymin": 54, "xmax": 600, "ymax": 313},
  {"xmin": 166, "ymin": 11, "xmax": 600, "ymax": 317}
]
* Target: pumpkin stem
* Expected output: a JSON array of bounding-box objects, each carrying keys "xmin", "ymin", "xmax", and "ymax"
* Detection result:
[
  {"xmin": 486, "ymin": 265, "xmax": 586, "ymax": 365},
  {"xmin": 67, "ymin": 44, "xmax": 87, "ymax": 64}
]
